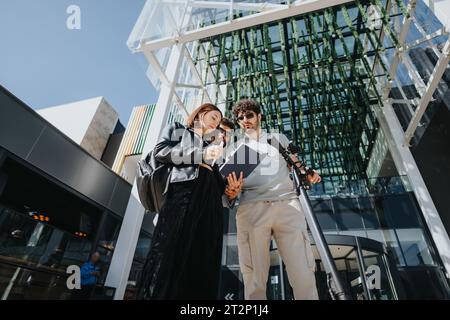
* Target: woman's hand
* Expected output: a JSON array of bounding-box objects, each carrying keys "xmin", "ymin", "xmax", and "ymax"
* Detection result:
[
  {"xmin": 225, "ymin": 172, "xmax": 244, "ymax": 200},
  {"xmin": 204, "ymin": 144, "xmax": 224, "ymax": 161},
  {"xmin": 307, "ymin": 170, "xmax": 321, "ymax": 184}
]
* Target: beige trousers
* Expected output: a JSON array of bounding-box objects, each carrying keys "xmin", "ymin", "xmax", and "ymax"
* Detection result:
[{"xmin": 236, "ymin": 198, "xmax": 319, "ymax": 300}]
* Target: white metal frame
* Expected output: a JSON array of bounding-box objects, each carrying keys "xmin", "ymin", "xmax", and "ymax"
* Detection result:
[
  {"xmin": 381, "ymin": 0, "xmax": 417, "ymax": 101},
  {"xmin": 403, "ymin": 38, "xmax": 450, "ymax": 144},
  {"xmin": 161, "ymin": 0, "xmax": 283, "ymax": 12},
  {"xmin": 143, "ymin": 48, "xmax": 189, "ymax": 116},
  {"xmin": 403, "ymin": 27, "xmax": 448, "ymax": 52},
  {"xmin": 137, "ymin": 0, "xmax": 356, "ymax": 52},
  {"xmin": 105, "ymin": 43, "xmax": 188, "ymax": 300},
  {"xmin": 379, "ymin": 0, "xmax": 450, "ymax": 145}
]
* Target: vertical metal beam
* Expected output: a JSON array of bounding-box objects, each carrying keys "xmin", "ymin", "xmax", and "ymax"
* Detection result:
[
  {"xmin": 278, "ymin": 252, "xmax": 286, "ymax": 300},
  {"xmin": 355, "ymin": 237, "xmax": 372, "ymax": 300},
  {"xmin": 105, "ymin": 44, "xmax": 186, "ymax": 299},
  {"xmin": 381, "ymin": 0, "xmax": 417, "ymax": 101},
  {"xmin": 381, "ymin": 253, "xmax": 399, "ymax": 300}
]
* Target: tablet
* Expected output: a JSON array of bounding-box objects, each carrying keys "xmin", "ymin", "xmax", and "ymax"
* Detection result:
[{"xmin": 219, "ymin": 144, "xmax": 266, "ymax": 179}]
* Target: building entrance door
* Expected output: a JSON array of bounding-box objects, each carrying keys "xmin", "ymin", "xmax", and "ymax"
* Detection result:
[{"xmin": 220, "ymin": 234, "xmax": 400, "ymax": 300}]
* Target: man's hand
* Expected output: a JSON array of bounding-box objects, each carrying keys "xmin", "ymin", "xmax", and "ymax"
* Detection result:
[
  {"xmin": 225, "ymin": 171, "xmax": 244, "ymax": 200},
  {"xmin": 289, "ymin": 154, "xmax": 321, "ymax": 184},
  {"xmin": 307, "ymin": 170, "xmax": 321, "ymax": 184}
]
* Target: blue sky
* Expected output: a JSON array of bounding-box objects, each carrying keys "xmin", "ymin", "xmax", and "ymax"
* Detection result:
[{"xmin": 0, "ymin": 0, "xmax": 158, "ymax": 125}]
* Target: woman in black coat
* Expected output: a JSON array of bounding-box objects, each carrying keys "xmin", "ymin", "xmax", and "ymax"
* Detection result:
[{"xmin": 137, "ymin": 103, "xmax": 243, "ymax": 300}]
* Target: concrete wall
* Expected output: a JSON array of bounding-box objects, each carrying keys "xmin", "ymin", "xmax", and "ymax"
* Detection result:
[
  {"xmin": 80, "ymin": 98, "xmax": 119, "ymax": 160},
  {"xmin": 37, "ymin": 97, "xmax": 119, "ymax": 161},
  {"xmin": 36, "ymin": 97, "xmax": 102, "ymax": 145}
]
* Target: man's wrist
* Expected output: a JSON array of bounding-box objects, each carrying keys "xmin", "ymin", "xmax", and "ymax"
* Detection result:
[
  {"xmin": 294, "ymin": 161, "xmax": 306, "ymax": 173},
  {"xmin": 226, "ymin": 191, "xmax": 237, "ymax": 199}
]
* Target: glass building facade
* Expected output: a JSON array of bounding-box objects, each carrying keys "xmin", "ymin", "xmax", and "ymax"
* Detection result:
[{"xmin": 219, "ymin": 179, "xmax": 450, "ymax": 299}]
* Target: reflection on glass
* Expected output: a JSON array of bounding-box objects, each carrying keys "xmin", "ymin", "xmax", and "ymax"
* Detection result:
[
  {"xmin": 0, "ymin": 263, "xmax": 72, "ymax": 300},
  {"xmin": 134, "ymin": 232, "xmax": 151, "ymax": 262},
  {"xmin": 333, "ymin": 198, "xmax": 364, "ymax": 230},
  {"xmin": 313, "ymin": 199, "xmax": 337, "ymax": 231},
  {"xmin": 358, "ymin": 197, "xmax": 380, "ymax": 229},
  {"xmin": 0, "ymin": 207, "xmax": 91, "ymax": 268},
  {"xmin": 309, "ymin": 192, "xmax": 440, "ymax": 269},
  {"xmin": 346, "ymin": 257, "xmax": 366, "ymax": 300},
  {"xmin": 360, "ymin": 254, "xmax": 396, "ymax": 300},
  {"xmin": 222, "ymin": 234, "xmax": 239, "ymax": 267},
  {"xmin": 97, "ymin": 214, "xmax": 121, "ymax": 251},
  {"xmin": 267, "ymin": 265, "xmax": 283, "ymax": 300},
  {"xmin": 125, "ymin": 260, "xmax": 144, "ymax": 300},
  {"xmin": 309, "ymin": 175, "xmax": 412, "ymax": 197},
  {"xmin": 0, "ymin": 204, "xmax": 93, "ymax": 300},
  {"xmin": 396, "ymin": 229, "xmax": 434, "ymax": 266},
  {"xmin": 94, "ymin": 246, "xmax": 114, "ymax": 284}
]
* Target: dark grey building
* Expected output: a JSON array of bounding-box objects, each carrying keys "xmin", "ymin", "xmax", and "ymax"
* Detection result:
[{"xmin": 0, "ymin": 85, "xmax": 133, "ymax": 299}]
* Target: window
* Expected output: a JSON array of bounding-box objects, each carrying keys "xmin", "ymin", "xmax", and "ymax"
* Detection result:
[
  {"xmin": 312, "ymin": 199, "xmax": 337, "ymax": 231},
  {"xmin": 358, "ymin": 197, "xmax": 380, "ymax": 229},
  {"xmin": 0, "ymin": 206, "xmax": 91, "ymax": 268},
  {"xmin": 97, "ymin": 214, "xmax": 121, "ymax": 251},
  {"xmin": 134, "ymin": 231, "xmax": 151, "ymax": 262},
  {"xmin": 380, "ymin": 194, "xmax": 421, "ymax": 229},
  {"xmin": 333, "ymin": 198, "xmax": 364, "ymax": 230},
  {"xmin": 94, "ymin": 246, "xmax": 115, "ymax": 285},
  {"xmin": 125, "ymin": 260, "xmax": 144, "ymax": 300}
]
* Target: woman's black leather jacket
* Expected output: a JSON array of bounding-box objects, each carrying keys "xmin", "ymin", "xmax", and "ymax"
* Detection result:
[{"xmin": 154, "ymin": 122, "xmax": 209, "ymax": 184}]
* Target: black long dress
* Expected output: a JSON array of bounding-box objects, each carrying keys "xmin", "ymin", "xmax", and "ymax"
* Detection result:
[{"xmin": 137, "ymin": 163, "xmax": 225, "ymax": 300}]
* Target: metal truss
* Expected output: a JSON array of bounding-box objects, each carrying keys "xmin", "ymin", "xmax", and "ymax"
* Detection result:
[
  {"xmin": 188, "ymin": 0, "xmax": 403, "ymax": 191},
  {"xmin": 131, "ymin": 0, "xmax": 450, "ymax": 190}
]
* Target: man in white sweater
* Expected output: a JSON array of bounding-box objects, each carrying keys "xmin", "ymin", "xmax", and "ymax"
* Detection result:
[{"xmin": 231, "ymin": 99, "xmax": 321, "ymax": 300}]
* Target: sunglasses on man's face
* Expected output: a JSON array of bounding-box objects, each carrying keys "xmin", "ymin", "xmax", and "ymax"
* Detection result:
[{"xmin": 236, "ymin": 112, "xmax": 256, "ymax": 122}]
